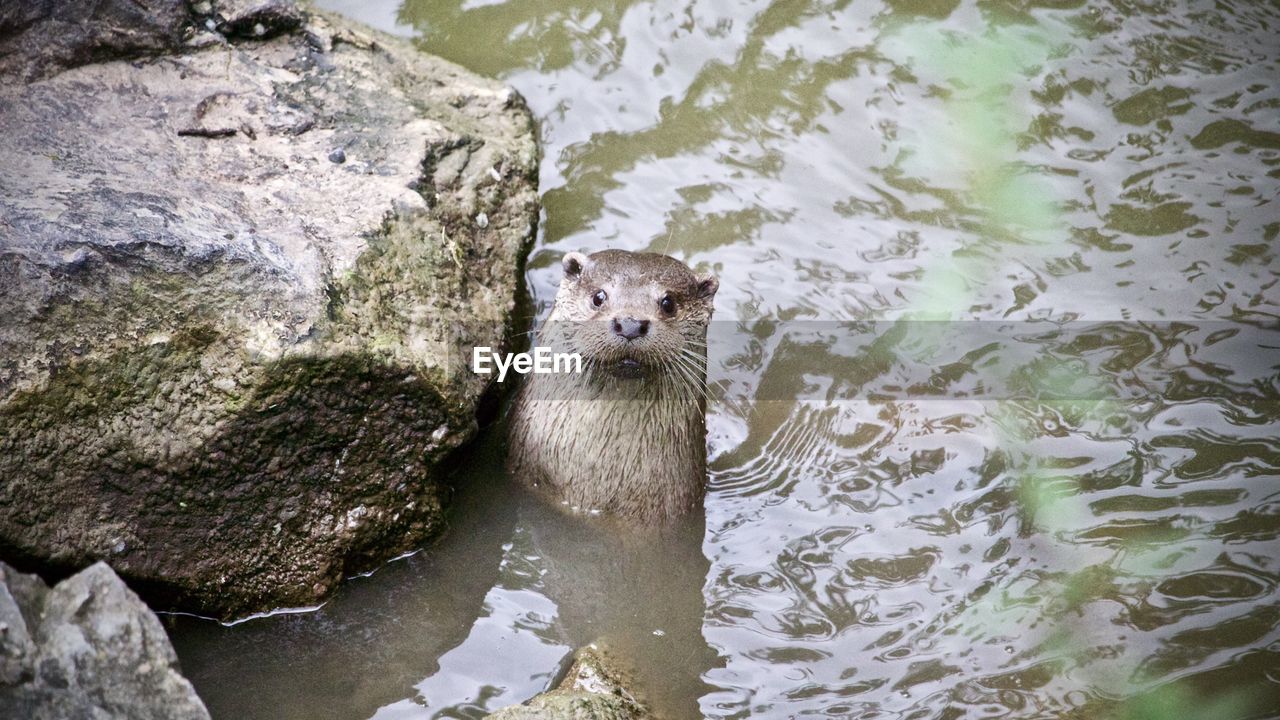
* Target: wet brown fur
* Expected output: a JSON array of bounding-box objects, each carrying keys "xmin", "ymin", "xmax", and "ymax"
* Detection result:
[{"xmin": 507, "ymin": 249, "xmax": 719, "ymax": 521}]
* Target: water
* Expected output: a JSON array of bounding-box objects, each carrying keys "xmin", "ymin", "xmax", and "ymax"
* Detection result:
[{"xmin": 168, "ymin": 0, "xmax": 1280, "ymax": 717}]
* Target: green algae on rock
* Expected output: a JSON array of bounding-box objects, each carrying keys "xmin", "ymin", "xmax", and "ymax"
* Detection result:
[{"xmin": 0, "ymin": 0, "xmax": 539, "ymax": 620}]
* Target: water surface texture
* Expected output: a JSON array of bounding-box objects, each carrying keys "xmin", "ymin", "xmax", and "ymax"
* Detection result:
[{"xmin": 170, "ymin": 0, "xmax": 1280, "ymax": 717}]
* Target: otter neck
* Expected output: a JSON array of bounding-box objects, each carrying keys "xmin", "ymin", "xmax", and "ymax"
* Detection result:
[{"xmin": 514, "ymin": 363, "xmax": 708, "ymax": 520}]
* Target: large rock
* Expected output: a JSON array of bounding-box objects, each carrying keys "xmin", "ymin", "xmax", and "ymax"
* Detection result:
[
  {"xmin": 0, "ymin": 561, "xmax": 210, "ymax": 719},
  {"xmin": 487, "ymin": 647, "xmax": 651, "ymax": 720},
  {"xmin": 0, "ymin": 0, "xmax": 539, "ymax": 619}
]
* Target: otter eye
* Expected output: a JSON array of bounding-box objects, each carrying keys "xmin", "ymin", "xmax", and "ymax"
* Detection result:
[
  {"xmin": 591, "ymin": 289, "xmax": 607, "ymax": 307},
  {"xmin": 659, "ymin": 294, "xmax": 676, "ymax": 316}
]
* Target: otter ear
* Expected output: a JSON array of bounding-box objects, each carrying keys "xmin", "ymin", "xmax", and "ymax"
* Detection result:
[
  {"xmin": 696, "ymin": 273, "xmax": 719, "ymax": 301},
  {"xmin": 562, "ymin": 251, "xmax": 589, "ymax": 280}
]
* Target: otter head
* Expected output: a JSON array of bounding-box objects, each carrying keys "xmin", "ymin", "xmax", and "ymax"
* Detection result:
[{"xmin": 550, "ymin": 249, "xmax": 718, "ymax": 381}]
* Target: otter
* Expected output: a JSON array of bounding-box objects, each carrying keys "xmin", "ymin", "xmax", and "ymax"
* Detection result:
[{"xmin": 507, "ymin": 249, "xmax": 719, "ymax": 520}]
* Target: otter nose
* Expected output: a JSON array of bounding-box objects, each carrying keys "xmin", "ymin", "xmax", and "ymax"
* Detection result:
[{"xmin": 612, "ymin": 316, "xmax": 649, "ymax": 340}]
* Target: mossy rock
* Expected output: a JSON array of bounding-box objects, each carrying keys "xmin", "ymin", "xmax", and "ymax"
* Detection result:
[
  {"xmin": 487, "ymin": 647, "xmax": 651, "ymax": 720},
  {"xmin": 0, "ymin": 0, "xmax": 538, "ymax": 619}
]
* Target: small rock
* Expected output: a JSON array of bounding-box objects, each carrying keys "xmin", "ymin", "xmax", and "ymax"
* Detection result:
[
  {"xmin": 214, "ymin": 0, "xmax": 305, "ymax": 39},
  {"xmin": 328, "ymin": 148, "xmax": 346, "ymax": 164},
  {"xmin": 475, "ymin": 211, "xmax": 489, "ymax": 228},
  {"xmin": 487, "ymin": 646, "xmax": 649, "ymax": 720},
  {"xmin": 0, "ymin": 562, "xmax": 210, "ymax": 718}
]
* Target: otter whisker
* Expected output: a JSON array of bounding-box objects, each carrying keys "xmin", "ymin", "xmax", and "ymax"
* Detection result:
[{"xmin": 667, "ymin": 351, "xmax": 713, "ymax": 408}]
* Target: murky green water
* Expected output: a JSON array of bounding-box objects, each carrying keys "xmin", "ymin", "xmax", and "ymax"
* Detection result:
[{"xmin": 170, "ymin": 0, "xmax": 1280, "ymax": 717}]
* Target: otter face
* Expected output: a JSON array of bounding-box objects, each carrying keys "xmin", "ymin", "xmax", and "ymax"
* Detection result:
[{"xmin": 549, "ymin": 249, "xmax": 718, "ymax": 381}]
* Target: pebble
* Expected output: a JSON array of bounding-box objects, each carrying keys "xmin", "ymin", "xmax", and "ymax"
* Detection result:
[
  {"xmin": 475, "ymin": 211, "xmax": 489, "ymax": 228},
  {"xmin": 329, "ymin": 148, "xmax": 346, "ymax": 164}
]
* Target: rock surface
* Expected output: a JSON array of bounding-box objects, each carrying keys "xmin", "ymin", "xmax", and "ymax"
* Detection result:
[
  {"xmin": 0, "ymin": 0, "xmax": 192, "ymax": 82},
  {"xmin": 0, "ymin": 562, "xmax": 210, "ymax": 720},
  {"xmin": 0, "ymin": 0, "xmax": 539, "ymax": 619},
  {"xmin": 487, "ymin": 647, "xmax": 650, "ymax": 720}
]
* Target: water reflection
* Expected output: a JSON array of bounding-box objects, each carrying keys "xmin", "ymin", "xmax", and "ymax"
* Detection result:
[
  {"xmin": 370, "ymin": 523, "xmax": 570, "ymax": 719},
  {"xmin": 167, "ymin": 434, "xmax": 520, "ymax": 719},
  {"xmin": 173, "ymin": 0, "xmax": 1280, "ymax": 717}
]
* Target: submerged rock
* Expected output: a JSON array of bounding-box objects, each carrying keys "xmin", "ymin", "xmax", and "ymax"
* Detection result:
[
  {"xmin": 0, "ymin": 562, "xmax": 210, "ymax": 720},
  {"xmin": 487, "ymin": 647, "xmax": 651, "ymax": 720},
  {"xmin": 0, "ymin": 0, "xmax": 539, "ymax": 619}
]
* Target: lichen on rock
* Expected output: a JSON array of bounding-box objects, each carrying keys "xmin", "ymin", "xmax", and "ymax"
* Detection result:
[{"xmin": 0, "ymin": 0, "xmax": 539, "ymax": 619}]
